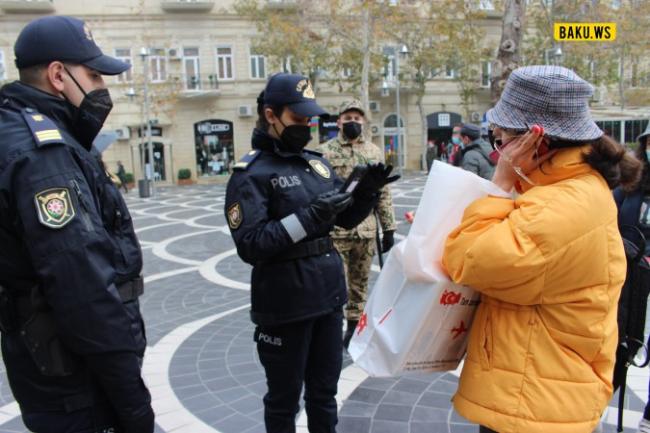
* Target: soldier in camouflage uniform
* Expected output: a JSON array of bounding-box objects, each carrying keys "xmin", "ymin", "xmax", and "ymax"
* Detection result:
[{"xmin": 317, "ymin": 99, "xmax": 397, "ymax": 348}]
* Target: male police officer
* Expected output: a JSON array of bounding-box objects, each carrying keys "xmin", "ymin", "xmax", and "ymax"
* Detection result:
[
  {"xmin": 0, "ymin": 16, "xmax": 153, "ymax": 433},
  {"xmin": 317, "ymin": 100, "xmax": 397, "ymax": 348},
  {"xmin": 225, "ymin": 74, "xmax": 398, "ymax": 433}
]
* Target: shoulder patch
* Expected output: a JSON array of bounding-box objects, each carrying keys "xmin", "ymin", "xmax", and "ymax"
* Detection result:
[
  {"xmin": 233, "ymin": 150, "xmax": 261, "ymax": 171},
  {"xmin": 34, "ymin": 187, "xmax": 75, "ymax": 229},
  {"xmin": 227, "ymin": 202, "xmax": 243, "ymax": 229},
  {"xmin": 303, "ymin": 149, "xmax": 323, "ymax": 157},
  {"xmin": 308, "ymin": 159, "xmax": 331, "ymax": 179},
  {"xmin": 21, "ymin": 109, "xmax": 65, "ymax": 147}
]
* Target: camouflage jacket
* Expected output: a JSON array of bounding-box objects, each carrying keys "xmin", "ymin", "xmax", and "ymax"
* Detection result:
[{"xmin": 318, "ymin": 133, "xmax": 397, "ymax": 239}]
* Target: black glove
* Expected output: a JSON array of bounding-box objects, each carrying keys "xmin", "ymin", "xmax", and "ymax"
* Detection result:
[
  {"xmin": 309, "ymin": 190, "xmax": 354, "ymax": 224},
  {"xmin": 381, "ymin": 230, "xmax": 395, "ymax": 253},
  {"xmin": 355, "ymin": 163, "xmax": 400, "ymax": 199}
]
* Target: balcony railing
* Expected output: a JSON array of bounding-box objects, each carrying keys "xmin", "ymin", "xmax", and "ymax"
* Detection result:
[
  {"xmin": 0, "ymin": 0, "xmax": 55, "ymax": 12},
  {"xmin": 161, "ymin": 0, "xmax": 215, "ymax": 12},
  {"xmin": 180, "ymin": 75, "xmax": 220, "ymax": 98}
]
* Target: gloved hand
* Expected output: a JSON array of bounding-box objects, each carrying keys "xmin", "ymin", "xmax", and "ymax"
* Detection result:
[
  {"xmin": 355, "ymin": 163, "xmax": 400, "ymax": 199},
  {"xmin": 309, "ymin": 190, "xmax": 354, "ymax": 224},
  {"xmin": 381, "ymin": 230, "xmax": 395, "ymax": 253}
]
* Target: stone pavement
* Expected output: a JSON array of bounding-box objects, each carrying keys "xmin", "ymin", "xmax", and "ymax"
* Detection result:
[{"xmin": 0, "ymin": 173, "xmax": 646, "ymax": 433}]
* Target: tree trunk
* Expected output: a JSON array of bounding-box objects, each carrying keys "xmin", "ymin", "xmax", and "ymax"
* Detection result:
[
  {"xmin": 490, "ymin": 0, "xmax": 526, "ymax": 104},
  {"xmin": 619, "ymin": 50, "xmax": 626, "ymax": 110}
]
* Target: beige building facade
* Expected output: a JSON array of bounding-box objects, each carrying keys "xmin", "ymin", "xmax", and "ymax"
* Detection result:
[{"xmin": 0, "ymin": 0, "xmax": 506, "ymax": 183}]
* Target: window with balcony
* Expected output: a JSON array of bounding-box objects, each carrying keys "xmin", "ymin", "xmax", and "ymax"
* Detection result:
[
  {"xmin": 216, "ymin": 46, "xmax": 234, "ymax": 80},
  {"xmin": 183, "ymin": 47, "xmax": 201, "ymax": 90},
  {"xmin": 149, "ymin": 48, "xmax": 167, "ymax": 82},
  {"xmin": 445, "ymin": 64, "xmax": 456, "ymax": 79},
  {"xmin": 382, "ymin": 47, "xmax": 397, "ymax": 82},
  {"xmin": 250, "ymin": 52, "xmax": 266, "ymax": 79},
  {"xmin": 114, "ymin": 48, "xmax": 132, "ymax": 83}
]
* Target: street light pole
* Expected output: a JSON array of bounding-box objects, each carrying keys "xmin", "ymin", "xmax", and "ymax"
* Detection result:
[
  {"xmin": 140, "ymin": 47, "xmax": 155, "ymax": 197},
  {"xmin": 394, "ymin": 44, "xmax": 408, "ymax": 176},
  {"xmin": 395, "ymin": 51, "xmax": 402, "ymax": 176}
]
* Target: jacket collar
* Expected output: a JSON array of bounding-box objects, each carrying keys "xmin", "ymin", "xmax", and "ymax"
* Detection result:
[
  {"xmin": 337, "ymin": 131, "xmax": 363, "ymax": 146},
  {"xmin": 251, "ymin": 128, "xmax": 308, "ymax": 159},
  {"xmin": 518, "ymin": 145, "xmax": 593, "ymax": 193},
  {"xmin": 0, "ymin": 81, "xmax": 75, "ymax": 133}
]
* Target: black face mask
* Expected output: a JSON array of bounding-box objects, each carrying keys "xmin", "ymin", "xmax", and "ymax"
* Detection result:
[
  {"xmin": 342, "ymin": 121, "xmax": 363, "ymax": 141},
  {"xmin": 63, "ymin": 67, "xmax": 113, "ymax": 147},
  {"xmin": 274, "ymin": 119, "xmax": 312, "ymax": 153}
]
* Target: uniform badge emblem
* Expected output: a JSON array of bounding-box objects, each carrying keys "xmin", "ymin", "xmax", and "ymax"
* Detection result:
[
  {"xmin": 227, "ymin": 202, "xmax": 243, "ymax": 229},
  {"xmin": 83, "ymin": 24, "xmax": 94, "ymax": 41},
  {"xmin": 309, "ymin": 160, "xmax": 331, "ymax": 179},
  {"xmin": 296, "ymin": 79, "xmax": 316, "ymax": 99},
  {"xmin": 34, "ymin": 188, "xmax": 75, "ymax": 229}
]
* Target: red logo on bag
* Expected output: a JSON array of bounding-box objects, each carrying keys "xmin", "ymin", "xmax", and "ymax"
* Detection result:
[
  {"xmin": 356, "ymin": 313, "xmax": 368, "ymax": 335},
  {"xmin": 451, "ymin": 320, "xmax": 468, "ymax": 339},
  {"xmin": 440, "ymin": 290, "xmax": 462, "ymax": 305}
]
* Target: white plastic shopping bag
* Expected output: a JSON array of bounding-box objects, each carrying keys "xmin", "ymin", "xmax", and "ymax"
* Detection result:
[{"xmin": 348, "ymin": 161, "xmax": 510, "ymax": 377}]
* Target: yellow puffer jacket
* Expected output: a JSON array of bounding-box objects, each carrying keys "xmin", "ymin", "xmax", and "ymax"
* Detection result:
[{"xmin": 442, "ymin": 146, "xmax": 625, "ymax": 433}]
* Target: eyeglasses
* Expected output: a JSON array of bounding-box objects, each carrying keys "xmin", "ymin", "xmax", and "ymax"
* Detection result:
[
  {"xmin": 487, "ymin": 125, "xmax": 526, "ymax": 150},
  {"xmin": 488, "ymin": 124, "xmax": 539, "ymax": 186}
]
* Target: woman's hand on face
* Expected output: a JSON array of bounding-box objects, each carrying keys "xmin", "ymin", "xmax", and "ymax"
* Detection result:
[{"xmin": 491, "ymin": 131, "xmax": 556, "ymax": 191}]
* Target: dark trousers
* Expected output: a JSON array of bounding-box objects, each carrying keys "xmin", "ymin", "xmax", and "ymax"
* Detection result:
[
  {"xmin": 256, "ymin": 309, "xmax": 343, "ymax": 433},
  {"xmin": 23, "ymin": 409, "xmax": 119, "ymax": 433},
  {"xmin": 479, "ymin": 426, "xmax": 498, "ymax": 433}
]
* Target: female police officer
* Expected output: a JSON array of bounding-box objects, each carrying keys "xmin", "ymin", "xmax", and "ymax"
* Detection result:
[{"xmin": 225, "ymin": 73, "xmax": 398, "ymax": 433}]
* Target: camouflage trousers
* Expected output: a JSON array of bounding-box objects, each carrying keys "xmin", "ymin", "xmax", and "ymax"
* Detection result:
[{"xmin": 334, "ymin": 238, "xmax": 376, "ymax": 321}]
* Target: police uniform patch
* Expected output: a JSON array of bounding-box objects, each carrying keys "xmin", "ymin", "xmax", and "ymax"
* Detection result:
[
  {"xmin": 296, "ymin": 79, "xmax": 315, "ymax": 99},
  {"xmin": 227, "ymin": 202, "xmax": 243, "ymax": 229},
  {"xmin": 34, "ymin": 188, "xmax": 75, "ymax": 229},
  {"xmin": 309, "ymin": 160, "xmax": 331, "ymax": 179},
  {"xmin": 83, "ymin": 23, "xmax": 94, "ymax": 41}
]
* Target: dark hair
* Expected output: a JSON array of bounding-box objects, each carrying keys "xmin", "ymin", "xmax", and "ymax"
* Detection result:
[
  {"xmin": 633, "ymin": 136, "xmax": 650, "ymax": 192},
  {"xmin": 255, "ymin": 91, "xmax": 285, "ymax": 131},
  {"xmin": 560, "ymin": 135, "xmax": 643, "ymax": 191},
  {"xmin": 18, "ymin": 64, "xmax": 47, "ymax": 85}
]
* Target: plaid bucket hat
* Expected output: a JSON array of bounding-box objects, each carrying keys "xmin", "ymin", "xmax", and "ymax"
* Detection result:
[{"xmin": 486, "ymin": 65, "xmax": 603, "ymax": 141}]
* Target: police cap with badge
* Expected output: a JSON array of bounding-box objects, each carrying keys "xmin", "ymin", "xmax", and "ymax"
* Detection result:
[
  {"xmin": 235, "ymin": 73, "xmax": 329, "ymax": 171},
  {"xmin": 262, "ymin": 73, "xmax": 327, "ymax": 117},
  {"xmin": 14, "ymin": 15, "xmax": 130, "ymax": 75}
]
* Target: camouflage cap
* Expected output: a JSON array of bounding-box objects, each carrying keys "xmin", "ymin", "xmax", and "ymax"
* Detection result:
[{"xmin": 339, "ymin": 99, "xmax": 365, "ymax": 116}]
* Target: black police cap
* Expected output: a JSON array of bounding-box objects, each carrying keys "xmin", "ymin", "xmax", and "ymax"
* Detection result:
[
  {"xmin": 263, "ymin": 73, "xmax": 328, "ymax": 118},
  {"xmin": 460, "ymin": 123, "xmax": 481, "ymax": 140},
  {"xmin": 14, "ymin": 16, "xmax": 130, "ymax": 76}
]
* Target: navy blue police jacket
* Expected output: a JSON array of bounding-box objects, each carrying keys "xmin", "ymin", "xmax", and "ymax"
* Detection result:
[
  {"xmin": 0, "ymin": 82, "xmax": 152, "ymax": 428},
  {"xmin": 226, "ymin": 129, "xmax": 377, "ymax": 326}
]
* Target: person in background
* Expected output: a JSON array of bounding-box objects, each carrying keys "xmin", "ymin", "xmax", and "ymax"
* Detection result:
[
  {"xmin": 613, "ymin": 122, "xmax": 650, "ymax": 433},
  {"xmin": 318, "ymin": 99, "xmax": 397, "ymax": 349},
  {"xmin": 426, "ymin": 139, "xmax": 437, "ymax": 172},
  {"xmin": 117, "ymin": 160, "xmax": 128, "ymax": 193},
  {"xmin": 442, "ymin": 65, "xmax": 641, "ymax": 433},
  {"xmin": 448, "ymin": 124, "xmax": 463, "ymax": 166},
  {"xmin": 458, "ymin": 123, "xmax": 495, "ymax": 180}
]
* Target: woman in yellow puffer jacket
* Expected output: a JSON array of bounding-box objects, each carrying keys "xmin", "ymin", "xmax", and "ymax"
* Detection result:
[{"xmin": 442, "ymin": 65, "xmax": 642, "ymax": 433}]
